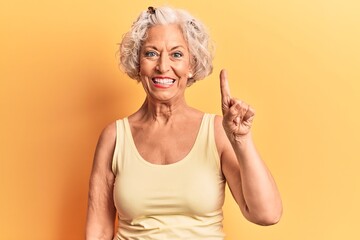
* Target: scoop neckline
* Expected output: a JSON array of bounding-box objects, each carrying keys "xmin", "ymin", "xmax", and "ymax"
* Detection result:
[{"xmin": 123, "ymin": 114, "xmax": 207, "ymax": 168}]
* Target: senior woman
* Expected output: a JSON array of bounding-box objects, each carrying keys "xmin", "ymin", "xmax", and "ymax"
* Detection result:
[{"xmin": 86, "ymin": 6, "xmax": 282, "ymax": 240}]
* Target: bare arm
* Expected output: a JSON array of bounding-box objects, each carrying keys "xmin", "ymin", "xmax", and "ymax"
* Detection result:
[
  {"xmin": 218, "ymin": 69, "xmax": 282, "ymax": 225},
  {"xmin": 86, "ymin": 123, "xmax": 117, "ymax": 240}
]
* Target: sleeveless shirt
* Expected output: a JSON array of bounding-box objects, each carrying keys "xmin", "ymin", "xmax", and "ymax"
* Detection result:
[{"xmin": 112, "ymin": 114, "xmax": 226, "ymax": 240}]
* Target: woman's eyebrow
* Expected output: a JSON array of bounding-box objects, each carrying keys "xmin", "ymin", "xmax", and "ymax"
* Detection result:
[
  {"xmin": 142, "ymin": 45, "xmax": 186, "ymax": 51},
  {"xmin": 170, "ymin": 45, "xmax": 186, "ymax": 51},
  {"xmin": 143, "ymin": 45, "xmax": 159, "ymax": 50}
]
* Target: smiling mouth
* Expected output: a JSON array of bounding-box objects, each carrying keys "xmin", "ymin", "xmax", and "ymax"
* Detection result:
[{"xmin": 152, "ymin": 78, "xmax": 176, "ymax": 87}]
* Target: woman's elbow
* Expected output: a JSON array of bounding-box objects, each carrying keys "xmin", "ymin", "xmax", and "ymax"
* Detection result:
[
  {"xmin": 254, "ymin": 211, "xmax": 282, "ymax": 226},
  {"xmin": 246, "ymin": 204, "xmax": 283, "ymax": 226}
]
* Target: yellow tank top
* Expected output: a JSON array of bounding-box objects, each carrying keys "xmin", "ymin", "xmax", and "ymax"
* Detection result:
[{"xmin": 112, "ymin": 113, "xmax": 226, "ymax": 240}]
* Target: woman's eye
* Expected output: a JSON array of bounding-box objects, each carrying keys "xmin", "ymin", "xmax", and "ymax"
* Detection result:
[
  {"xmin": 145, "ymin": 51, "xmax": 158, "ymax": 57},
  {"xmin": 172, "ymin": 52, "xmax": 183, "ymax": 58}
]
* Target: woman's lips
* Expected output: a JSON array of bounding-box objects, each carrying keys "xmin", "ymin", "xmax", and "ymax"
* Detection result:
[{"xmin": 152, "ymin": 77, "xmax": 175, "ymax": 88}]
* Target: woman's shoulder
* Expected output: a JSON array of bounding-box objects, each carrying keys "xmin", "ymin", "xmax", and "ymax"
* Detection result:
[
  {"xmin": 212, "ymin": 114, "xmax": 229, "ymax": 152},
  {"xmin": 91, "ymin": 121, "xmax": 118, "ymax": 176},
  {"xmin": 100, "ymin": 117, "xmax": 128, "ymax": 139},
  {"xmin": 211, "ymin": 114, "xmax": 224, "ymax": 128},
  {"xmin": 102, "ymin": 121, "xmax": 116, "ymax": 138},
  {"xmin": 96, "ymin": 121, "xmax": 118, "ymax": 151}
]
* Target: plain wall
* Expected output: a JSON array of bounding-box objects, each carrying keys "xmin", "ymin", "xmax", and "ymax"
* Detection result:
[{"xmin": 1, "ymin": 0, "xmax": 360, "ymax": 239}]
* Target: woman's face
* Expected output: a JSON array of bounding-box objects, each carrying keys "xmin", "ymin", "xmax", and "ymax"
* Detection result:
[{"xmin": 139, "ymin": 24, "xmax": 192, "ymax": 103}]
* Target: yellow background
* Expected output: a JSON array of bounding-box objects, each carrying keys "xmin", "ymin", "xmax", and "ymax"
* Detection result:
[{"xmin": 1, "ymin": 0, "xmax": 359, "ymax": 239}]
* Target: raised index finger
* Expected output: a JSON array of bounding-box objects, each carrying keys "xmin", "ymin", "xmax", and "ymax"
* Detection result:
[{"xmin": 220, "ymin": 69, "xmax": 231, "ymax": 101}]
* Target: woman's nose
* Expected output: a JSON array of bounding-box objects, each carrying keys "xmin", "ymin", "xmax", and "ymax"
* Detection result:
[{"xmin": 157, "ymin": 54, "xmax": 170, "ymax": 73}]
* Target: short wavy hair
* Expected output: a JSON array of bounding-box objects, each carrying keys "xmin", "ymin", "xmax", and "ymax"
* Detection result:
[{"xmin": 119, "ymin": 6, "xmax": 214, "ymax": 86}]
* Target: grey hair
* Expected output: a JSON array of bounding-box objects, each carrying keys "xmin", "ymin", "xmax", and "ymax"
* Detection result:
[{"xmin": 119, "ymin": 6, "xmax": 214, "ymax": 86}]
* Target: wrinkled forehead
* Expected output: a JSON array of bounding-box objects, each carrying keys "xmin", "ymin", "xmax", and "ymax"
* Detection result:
[{"xmin": 142, "ymin": 24, "xmax": 188, "ymax": 49}]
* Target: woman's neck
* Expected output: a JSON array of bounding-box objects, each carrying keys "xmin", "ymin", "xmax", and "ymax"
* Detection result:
[{"xmin": 136, "ymin": 98, "xmax": 190, "ymax": 124}]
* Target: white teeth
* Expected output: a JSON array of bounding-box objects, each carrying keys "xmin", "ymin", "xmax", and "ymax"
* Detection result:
[{"xmin": 153, "ymin": 78, "xmax": 175, "ymax": 85}]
